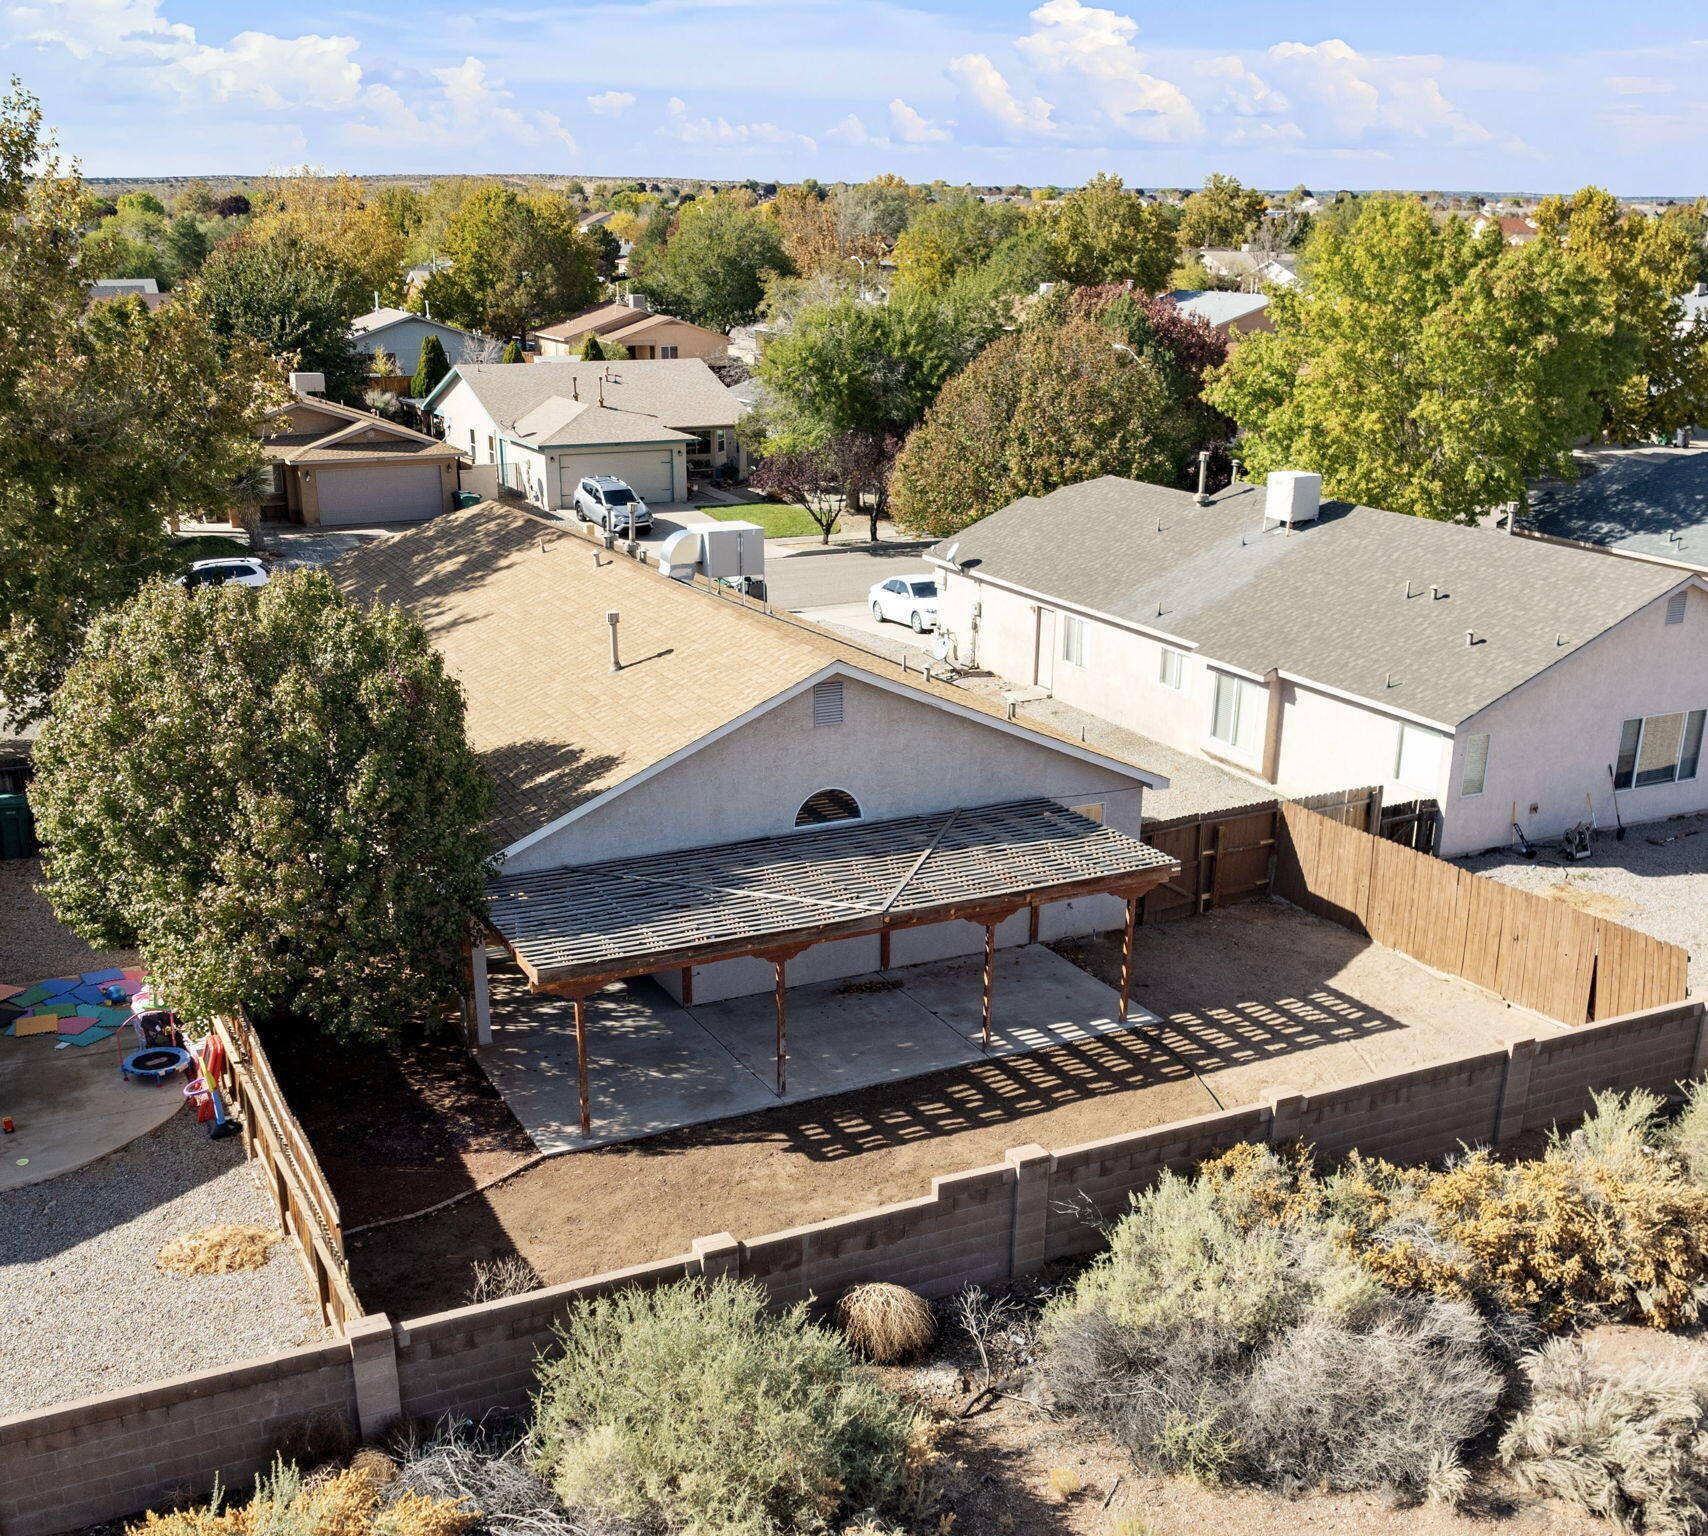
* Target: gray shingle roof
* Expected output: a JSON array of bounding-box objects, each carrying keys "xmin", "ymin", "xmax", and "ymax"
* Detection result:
[
  {"xmin": 934, "ymin": 476, "xmax": 1684, "ymax": 727},
  {"xmin": 441, "ymin": 358, "xmax": 741, "ymax": 447},
  {"xmin": 1529, "ymin": 447, "xmax": 1708, "ymax": 564},
  {"xmin": 1167, "ymin": 290, "xmax": 1270, "ymax": 326}
]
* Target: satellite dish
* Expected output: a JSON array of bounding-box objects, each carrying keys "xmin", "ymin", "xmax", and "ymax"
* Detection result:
[{"xmin": 930, "ymin": 633, "xmax": 952, "ymax": 661}]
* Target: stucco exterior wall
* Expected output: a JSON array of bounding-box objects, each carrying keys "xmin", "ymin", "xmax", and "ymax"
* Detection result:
[
  {"xmin": 1271, "ymin": 678, "xmax": 1450, "ymax": 804},
  {"xmin": 538, "ymin": 318, "xmax": 728, "ymax": 361},
  {"xmin": 355, "ymin": 318, "xmax": 479, "ymax": 377},
  {"xmin": 505, "ymin": 672, "xmax": 1150, "ymax": 876},
  {"xmin": 1448, "ymin": 584, "xmax": 1708, "ymax": 855}
]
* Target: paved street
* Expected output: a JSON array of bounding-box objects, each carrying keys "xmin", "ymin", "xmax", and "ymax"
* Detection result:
[{"xmin": 762, "ymin": 542, "xmax": 938, "ymax": 610}]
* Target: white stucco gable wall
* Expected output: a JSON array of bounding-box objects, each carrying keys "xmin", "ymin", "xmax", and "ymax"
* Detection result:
[
  {"xmin": 1445, "ymin": 580, "xmax": 1708, "ymax": 856},
  {"xmin": 500, "ymin": 671, "xmax": 1155, "ymax": 876}
]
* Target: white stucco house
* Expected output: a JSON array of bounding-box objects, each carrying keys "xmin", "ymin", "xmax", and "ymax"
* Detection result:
[
  {"xmin": 423, "ymin": 358, "xmax": 745, "ymax": 509},
  {"xmin": 931, "ymin": 474, "xmax": 1708, "ymax": 857}
]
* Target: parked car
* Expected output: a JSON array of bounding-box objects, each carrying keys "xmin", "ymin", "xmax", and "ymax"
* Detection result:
[
  {"xmin": 573, "ymin": 476, "xmax": 651, "ymax": 534},
  {"xmin": 868, "ymin": 575, "xmax": 939, "ymax": 632},
  {"xmin": 180, "ymin": 557, "xmax": 270, "ymax": 589}
]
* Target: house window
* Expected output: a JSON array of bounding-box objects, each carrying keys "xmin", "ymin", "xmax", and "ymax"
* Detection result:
[
  {"xmin": 486, "ymin": 435, "xmax": 495, "ymax": 461},
  {"xmin": 468, "ymin": 429, "xmax": 476, "ymax": 456},
  {"xmin": 1159, "ymin": 648, "xmax": 1186, "ymax": 691},
  {"xmin": 1667, "ymin": 591, "xmax": 1689, "ymax": 625},
  {"xmin": 795, "ymin": 788, "xmax": 860, "ymax": 826},
  {"xmin": 1395, "ymin": 724, "xmax": 1450, "ymax": 790},
  {"xmin": 1210, "ymin": 672, "xmax": 1263, "ymax": 754},
  {"xmin": 1067, "ymin": 802, "xmax": 1105, "ymax": 824},
  {"xmin": 1615, "ymin": 710, "xmax": 1707, "ymax": 788},
  {"xmin": 660, "ymin": 345, "xmax": 679, "ymax": 359},
  {"xmin": 716, "ymin": 429, "xmax": 727, "ymax": 454},
  {"xmin": 1061, "ymin": 615, "xmax": 1087, "ymax": 667},
  {"xmin": 812, "ymin": 679, "xmax": 844, "ymax": 726},
  {"xmin": 1460, "ymin": 733, "xmax": 1490, "ymax": 797}
]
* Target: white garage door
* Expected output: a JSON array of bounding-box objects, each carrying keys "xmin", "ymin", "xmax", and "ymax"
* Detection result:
[
  {"xmin": 558, "ymin": 449, "xmax": 677, "ymax": 507},
  {"xmin": 316, "ymin": 463, "xmax": 445, "ymax": 526}
]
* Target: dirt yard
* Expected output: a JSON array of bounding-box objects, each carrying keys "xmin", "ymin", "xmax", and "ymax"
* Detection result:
[
  {"xmin": 0, "ymin": 857, "xmax": 136, "ymax": 985},
  {"xmin": 1459, "ymin": 808, "xmax": 1708, "ymax": 990},
  {"xmin": 345, "ymin": 901, "xmax": 1554, "ymax": 1317}
]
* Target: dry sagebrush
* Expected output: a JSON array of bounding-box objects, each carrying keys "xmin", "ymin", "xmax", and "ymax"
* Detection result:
[
  {"xmin": 1501, "ymin": 1339, "xmax": 1708, "ymax": 1535},
  {"xmin": 835, "ymin": 1283, "xmax": 937, "ymax": 1364}
]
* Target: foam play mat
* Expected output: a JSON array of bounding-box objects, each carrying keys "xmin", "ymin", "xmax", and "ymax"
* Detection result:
[{"xmin": 0, "ymin": 967, "xmax": 150, "ymax": 1047}]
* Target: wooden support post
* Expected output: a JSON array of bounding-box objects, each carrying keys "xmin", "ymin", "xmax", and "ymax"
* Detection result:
[
  {"xmin": 680, "ymin": 965, "xmax": 694, "ymax": 1007},
  {"xmin": 1118, "ymin": 895, "xmax": 1139, "ymax": 1022},
  {"xmin": 774, "ymin": 957, "xmax": 788, "ymax": 1095},
  {"xmin": 1028, "ymin": 903, "xmax": 1040, "ymax": 944},
  {"xmin": 880, "ymin": 928, "xmax": 892, "ymax": 970},
  {"xmin": 982, "ymin": 922, "xmax": 998, "ymax": 1051},
  {"xmin": 573, "ymin": 997, "xmax": 590, "ymax": 1136}
]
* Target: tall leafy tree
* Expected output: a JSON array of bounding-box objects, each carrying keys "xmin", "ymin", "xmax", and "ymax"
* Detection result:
[
  {"xmin": 419, "ymin": 186, "xmax": 599, "ymax": 338},
  {"xmin": 1532, "ymin": 186, "xmax": 1708, "ymax": 441},
  {"xmin": 196, "ymin": 226, "xmax": 369, "ymax": 400},
  {"xmin": 890, "ymin": 315, "xmax": 1195, "ymax": 537},
  {"xmin": 833, "ymin": 173, "xmax": 919, "ymax": 260},
  {"xmin": 767, "ymin": 183, "xmax": 840, "ymax": 276},
  {"xmin": 1045, "ymin": 172, "xmax": 1177, "ymax": 291},
  {"xmin": 0, "ymin": 87, "xmax": 282, "ymax": 725},
  {"xmin": 1177, "ymin": 173, "xmax": 1268, "ymax": 251},
  {"xmin": 247, "ymin": 170, "xmax": 407, "ymax": 306},
  {"xmin": 892, "ymin": 194, "xmax": 1026, "ymax": 294},
  {"xmin": 629, "ymin": 195, "xmax": 793, "ymax": 330},
  {"xmin": 1206, "ymin": 198, "xmax": 1618, "ymax": 523},
  {"xmin": 32, "ymin": 572, "xmax": 493, "ymax": 1041}
]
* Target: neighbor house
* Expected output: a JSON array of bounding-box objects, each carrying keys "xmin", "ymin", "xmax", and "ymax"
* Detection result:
[
  {"xmin": 330, "ymin": 503, "xmax": 1176, "ymax": 1136},
  {"xmin": 260, "ymin": 378, "xmax": 465, "ymax": 526},
  {"xmin": 424, "ymin": 357, "xmax": 744, "ymax": 508},
  {"xmin": 1529, "ymin": 445, "xmax": 1708, "ymax": 567},
  {"xmin": 85, "ymin": 276, "xmax": 170, "ymax": 312},
  {"xmin": 532, "ymin": 295, "xmax": 729, "ymax": 361},
  {"xmin": 1166, "ymin": 289, "xmax": 1273, "ymax": 337},
  {"xmin": 931, "ymin": 474, "xmax": 1708, "ymax": 857},
  {"xmin": 349, "ymin": 306, "xmax": 483, "ymax": 385}
]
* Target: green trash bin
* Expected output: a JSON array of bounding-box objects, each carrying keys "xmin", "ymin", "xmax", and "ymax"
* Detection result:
[
  {"xmin": 455, "ymin": 491, "xmax": 483, "ymax": 510},
  {"xmin": 0, "ymin": 793, "xmax": 36, "ymax": 860}
]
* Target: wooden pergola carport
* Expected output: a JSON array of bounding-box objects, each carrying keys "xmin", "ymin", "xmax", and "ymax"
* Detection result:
[{"xmin": 482, "ymin": 798, "xmax": 1180, "ymax": 1135}]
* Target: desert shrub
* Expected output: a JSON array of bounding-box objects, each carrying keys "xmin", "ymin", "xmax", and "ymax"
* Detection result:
[
  {"xmin": 1235, "ymin": 1296, "xmax": 1500, "ymax": 1501},
  {"xmin": 529, "ymin": 1278, "xmax": 916, "ymax": 1536},
  {"xmin": 1045, "ymin": 1467, "xmax": 1083, "ymax": 1501},
  {"xmin": 157, "ymin": 1224, "xmax": 280, "ymax": 1276},
  {"xmin": 1665, "ymin": 1079, "xmax": 1708, "ymax": 1187},
  {"xmin": 466, "ymin": 1255, "xmax": 542, "ymax": 1305},
  {"xmin": 127, "ymin": 1460, "xmax": 473, "ymax": 1536},
  {"xmin": 1338, "ymin": 1139, "xmax": 1708, "ymax": 1331},
  {"xmin": 1501, "ymin": 1338, "xmax": 1708, "ymax": 1535},
  {"xmin": 835, "ymin": 1283, "xmax": 936, "ymax": 1364}
]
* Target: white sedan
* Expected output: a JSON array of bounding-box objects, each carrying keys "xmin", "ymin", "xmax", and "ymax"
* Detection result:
[{"xmin": 868, "ymin": 574, "xmax": 939, "ymax": 632}]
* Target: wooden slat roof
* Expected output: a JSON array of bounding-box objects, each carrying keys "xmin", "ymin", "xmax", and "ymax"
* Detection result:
[{"xmin": 487, "ymin": 799, "xmax": 1178, "ymax": 985}]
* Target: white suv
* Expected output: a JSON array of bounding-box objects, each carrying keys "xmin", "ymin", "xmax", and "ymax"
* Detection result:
[
  {"xmin": 181, "ymin": 557, "xmax": 270, "ymax": 589},
  {"xmin": 573, "ymin": 476, "xmax": 651, "ymax": 535}
]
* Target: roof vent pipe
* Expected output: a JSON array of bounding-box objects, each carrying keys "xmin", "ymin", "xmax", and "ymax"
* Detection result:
[
  {"xmin": 1194, "ymin": 451, "xmax": 1211, "ymax": 507},
  {"xmin": 1430, "ymin": 584, "xmax": 1440, "ymax": 600},
  {"xmin": 598, "ymin": 377, "xmax": 605, "ymax": 406},
  {"xmin": 607, "ymin": 610, "xmax": 622, "ymax": 672},
  {"xmin": 1466, "ymin": 630, "xmax": 1476, "ymax": 646}
]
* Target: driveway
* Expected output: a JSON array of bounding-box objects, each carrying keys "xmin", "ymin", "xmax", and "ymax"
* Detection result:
[{"xmin": 763, "ymin": 542, "xmax": 938, "ymax": 611}]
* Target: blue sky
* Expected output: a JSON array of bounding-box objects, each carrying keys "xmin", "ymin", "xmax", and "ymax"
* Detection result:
[{"xmin": 3, "ymin": 0, "xmax": 1705, "ymax": 191}]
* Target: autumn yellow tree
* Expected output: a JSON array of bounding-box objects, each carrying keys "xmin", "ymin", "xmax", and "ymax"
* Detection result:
[{"xmin": 247, "ymin": 169, "xmax": 406, "ymax": 305}]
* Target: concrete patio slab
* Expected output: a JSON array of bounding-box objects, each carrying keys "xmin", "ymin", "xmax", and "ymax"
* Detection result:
[
  {"xmin": 481, "ymin": 943, "xmax": 1158, "ymax": 1153},
  {"xmin": 0, "ymin": 1031, "xmax": 184, "ymax": 1190}
]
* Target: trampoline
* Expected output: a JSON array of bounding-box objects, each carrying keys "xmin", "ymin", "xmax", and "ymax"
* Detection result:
[{"xmin": 122, "ymin": 1045, "xmax": 191, "ymax": 1084}]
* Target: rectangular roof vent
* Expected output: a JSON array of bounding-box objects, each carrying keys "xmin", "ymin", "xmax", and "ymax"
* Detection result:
[
  {"xmin": 812, "ymin": 679, "xmax": 844, "ymax": 727},
  {"xmin": 1667, "ymin": 590, "xmax": 1688, "ymax": 625}
]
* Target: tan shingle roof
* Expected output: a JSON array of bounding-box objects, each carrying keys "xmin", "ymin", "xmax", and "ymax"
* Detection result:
[
  {"xmin": 442, "ymin": 359, "xmax": 741, "ymax": 446},
  {"xmin": 328, "ymin": 503, "xmax": 1165, "ymax": 851},
  {"xmin": 262, "ymin": 397, "xmax": 462, "ymax": 465}
]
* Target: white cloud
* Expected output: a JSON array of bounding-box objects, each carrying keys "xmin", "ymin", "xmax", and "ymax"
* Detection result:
[
  {"xmin": 663, "ymin": 96, "xmax": 816, "ymax": 152},
  {"xmin": 1265, "ymin": 39, "xmax": 1494, "ymax": 145},
  {"xmin": 587, "ymin": 90, "xmax": 636, "ymax": 117},
  {"xmin": 947, "ymin": 52, "xmax": 1056, "ymax": 136},
  {"xmin": 166, "ymin": 30, "xmax": 365, "ymax": 111},
  {"xmin": 1606, "ymin": 75, "xmax": 1675, "ymax": 96},
  {"xmin": 1195, "ymin": 54, "xmax": 1289, "ymax": 118},
  {"xmin": 1013, "ymin": 0, "xmax": 1200, "ymax": 141},
  {"xmin": 888, "ymin": 98, "xmax": 950, "ymax": 143},
  {"xmin": 5, "ymin": 0, "xmax": 189, "ymax": 59},
  {"xmin": 824, "ymin": 113, "xmax": 873, "ymax": 145}
]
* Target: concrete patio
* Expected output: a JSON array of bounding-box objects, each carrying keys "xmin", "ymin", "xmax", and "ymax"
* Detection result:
[{"xmin": 480, "ymin": 943, "xmax": 1161, "ymax": 1151}]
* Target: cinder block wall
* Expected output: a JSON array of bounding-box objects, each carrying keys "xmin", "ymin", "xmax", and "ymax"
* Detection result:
[{"xmin": 4, "ymin": 999, "xmax": 1702, "ymax": 1536}]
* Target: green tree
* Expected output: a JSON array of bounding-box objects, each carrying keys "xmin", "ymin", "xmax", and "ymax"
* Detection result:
[
  {"xmin": 585, "ymin": 221, "xmax": 621, "ymax": 279},
  {"xmin": 196, "ymin": 227, "xmax": 368, "ymax": 401},
  {"xmin": 115, "ymin": 189, "xmax": 165, "ymax": 218},
  {"xmin": 1533, "ymin": 186, "xmax": 1708, "ymax": 441},
  {"xmin": 163, "ymin": 212, "xmax": 210, "ymax": 277},
  {"xmin": 1045, "ymin": 172, "xmax": 1177, "ymax": 290},
  {"xmin": 1205, "ymin": 198, "xmax": 1618, "ymax": 523},
  {"xmin": 502, "ymin": 339, "xmax": 524, "ymax": 363},
  {"xmin": 577, "ymin": 333, "xmax": 627, "ymax": 361},
  {"xmin": 420, "ymin": 186, "xmax": 600, "ymax": 338},
  {"xmin": 833, "ymin": 173, "xmax": 919, "ymax": 259},
  {"xmin": 892, "ymin": 193, "xmax": 1025, "ymax": 294},
  {"xmin": 172, "ymin": 180, "xmax": 216, "ymax": 217},
  {"xmin": 80, "ymin": 223, "xmax": 169, "ymax": 286},
  {"xmin": 0, "ymin": 87, "xmax": 282, "ymax": 725},
  {"xmin": 1178, "ymin": 173, "xmax": 1268, "ymax": 251},
  {"xmin": 628, "ymin": 195, "xmax": 792, "ymax": 330},
  {"xmin": 32, "ymin": 572, "xmax": 493, "ymax": 1040},
  {"xmin": 410, "ymin": 332, "xmax": 451, "ymax": 399},
  {"xmin": 890, "ymin": 315, "xmax": 1195, "ymax": 536}
]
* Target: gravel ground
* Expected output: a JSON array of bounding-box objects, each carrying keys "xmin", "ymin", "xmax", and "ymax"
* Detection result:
[
  {"xmin": 1457, "ymin": 808, "xmax": 1708, "ymax": 990},
  {"xmin": 0, "ymin": 1108, "xmax": 327, "ymax": 1418},
  {"xmin": 0, "ymin": 857, "xmax": 137, "ymax": 985}
]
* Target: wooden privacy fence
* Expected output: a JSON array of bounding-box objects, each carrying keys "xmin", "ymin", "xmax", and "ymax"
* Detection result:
[
  {"xmin": 1274, "ymin": 801, "xmax": 1689, "ymax": 1025},
  {"xmin": 212, "ymin": 1014, "xmax": 360, "ymax": 1329}
]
